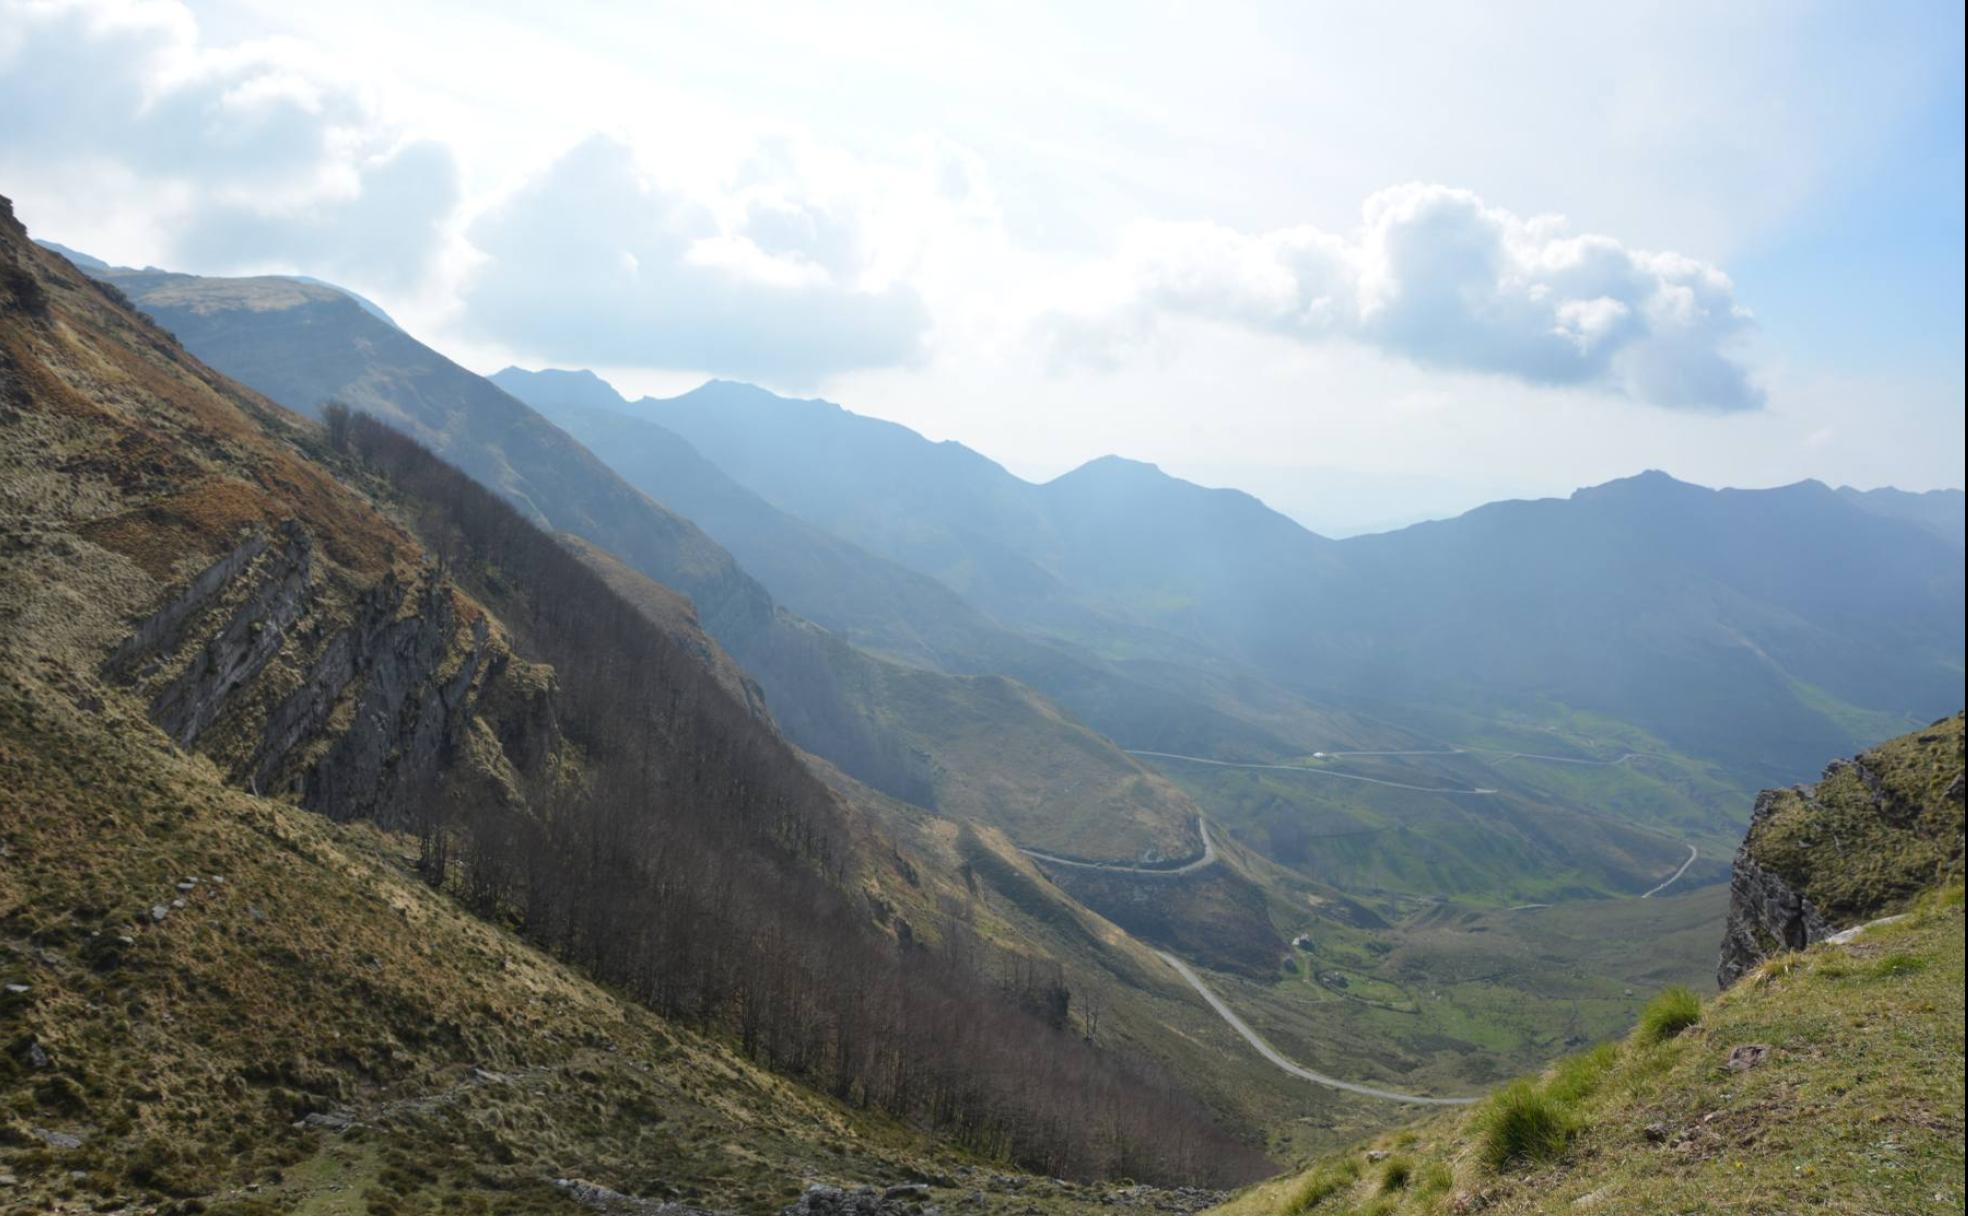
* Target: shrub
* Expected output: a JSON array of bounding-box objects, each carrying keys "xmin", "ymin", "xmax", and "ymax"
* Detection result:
[
  {"xmin": 1479, "ymin": 1080, "xmax": 1572, "ymax": 1171},
  {"xmin": 1635, "ymin": 985, "xmax": 1701, "ymax": 1044}
]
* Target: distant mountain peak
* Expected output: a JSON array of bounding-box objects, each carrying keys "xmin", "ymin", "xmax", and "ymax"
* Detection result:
[
  {"xmin": 674, "ymin": 378, "xmax": 843, "ymax": 413},
  {"xmin": 489, "ymin": 366, "xmax": 630, "ymax": 413},
  {"xmin": 1084, "ymin": 453, "xmax": 1164, "ymax": 474}
]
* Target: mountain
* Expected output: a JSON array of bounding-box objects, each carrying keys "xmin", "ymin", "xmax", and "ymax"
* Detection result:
[
  {"xmin": 84, "ymin": 260, "xmax": 1205, "ymax": 865},
  {"xmin": 491, "ymin": 365, "xmax": 1065, "ymax": 673},
  {"xmin": 285, "ymin": 273, "xmax": 402, "ymax": 329},
  {"xmin": 628, "ymin": 379, "xmax": 1109, "ymax": 639},
  {"xmin": 1325, "ymin": 473, "xmax": 1964, "ymax": 780},
  {"xmin": 492, "ymin": 366, "xmax": 1341, "ymax": 762},
  {"xmin": 1838, "ymin": 484, "xmax": 1965, "ymax": 548},
  {"xmin": 491, "ymin": 369, "xmax": 1755, "ymax": 901},
  {"xmin": 0, "ymin": 201, "xmax": 1272, "ymax": 1205},
  {"xmin": 586, "ymin": 378, "xmax": 1961, "ymax": 784},
  {"xmin": 1216, "ymin": 716, "xmax": 1964, "ymax": 1216}
]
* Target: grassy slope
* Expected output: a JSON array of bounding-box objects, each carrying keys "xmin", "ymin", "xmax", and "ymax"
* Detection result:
[
  {"xmin": 0, "ymin": 671, "xmax": 940, "ymax": 1216},
  {"xmin": 1211, "ymin": 890, "xmax": 1964, "ymax": 1216},
  {"xmin": 1210, "ymin": 716, "xmax": 1966, "ymax": 1215}
]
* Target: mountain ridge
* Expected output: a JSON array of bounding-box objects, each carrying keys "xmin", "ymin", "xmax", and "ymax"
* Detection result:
[{"xmin": 529, "ymin": 368, "xmax": 1959, "ymax": 783}]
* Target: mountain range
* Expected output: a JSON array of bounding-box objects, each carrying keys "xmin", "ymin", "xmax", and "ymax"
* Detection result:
[
  {"xmin": 492, "ymin": 368, "xmax": 1964, "ymax": 786},
  {"xmin": 4, "ymin": 203, "xmax": 1962, "ymax": 1214}
]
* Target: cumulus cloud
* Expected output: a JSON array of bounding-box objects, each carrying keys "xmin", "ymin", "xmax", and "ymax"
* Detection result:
[
  {"xmin": 461, "ymin": 137, "xmax": 928, "ymax": 383},
  {"xmin": 174, "ymin": 140, "xmax": 459, "ymax": 290},
  {"xmin": 0, "ymin": 0, "xmax": 455, "ymax": 288},
  {"xmin": 1045, "ymin": 184, "xmax": 1763, "ymax": 411}
]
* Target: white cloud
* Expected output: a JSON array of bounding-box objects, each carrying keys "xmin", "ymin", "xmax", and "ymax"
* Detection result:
[
  {"xmin": 0, "ymin": 0, "xmax": 454, "ymax": 287},
  {"xmin": 459, "ymin": 136, "xmax": 929, "ymax": 384},
  {"xmin": 1044, "ymin": 184, "xmax": 1764, "ymax": 411}
]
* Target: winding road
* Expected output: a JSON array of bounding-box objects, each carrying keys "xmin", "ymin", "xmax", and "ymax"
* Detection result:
[
  {"xmin": 1156, "ymin": 950, "xmax": 1475, "ymax": 1106},
  {"xmin": 1639, "ymin": 843, "xmax": 1699, "ymax": 899},
  {"xmin": 1124, "ymin": 749, "xmax": 1500, "ymax": 795},
  {"xmin": 1019, "ymin": 819, "xmax": 1220, "ymax": 875},
  {"xmin": 1125, "ymin": 745, "xmax": 1700, "ymax": 900}
]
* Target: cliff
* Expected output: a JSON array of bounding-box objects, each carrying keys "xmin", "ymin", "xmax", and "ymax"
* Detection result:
[{"xmin": 1717, "ymin": 713, "xmax": 1964, "ymax": 986}]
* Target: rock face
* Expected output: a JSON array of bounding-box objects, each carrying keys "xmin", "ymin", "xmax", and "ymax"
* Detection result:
[
  {"xmin": 1716, "ymin": 791, "xmax": 1839, "ymax": 987},
  {"xmin": 1718, "ymin": 714, "xmax": 1965, "ymax": 987},
  {"xmin": 103, "ymin": 522, "xmax": 551, "ymax": 836}
]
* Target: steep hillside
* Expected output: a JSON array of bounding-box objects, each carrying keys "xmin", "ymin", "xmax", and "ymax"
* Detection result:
[
  {"xmin": 1211, "ymin": 717, "xmax": 1965, "ymax": 1216},
  {"xmin": 82, "ymin": 259, "xmax": 1201, "ymax": 865},
  {"xmin": 0, "ymin": 199, "xmax": 1268, "ymax": 1199},
  {"xmin": 0, "ymin": 670, "xmax": 942, "ymax": 1214}
]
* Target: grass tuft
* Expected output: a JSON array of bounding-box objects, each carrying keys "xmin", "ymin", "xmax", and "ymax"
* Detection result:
[
  {"xmin": 1635, "ymin": 985, "xmax": 1701, "ymax": 1044},
  {"xmin": 1479, "ymin": 1080, "xmax": 1572, "ymax": 1171},
  {"xmin": 1284, "ymin": 1158, "xmax": 1358, "ymax": 1213}
]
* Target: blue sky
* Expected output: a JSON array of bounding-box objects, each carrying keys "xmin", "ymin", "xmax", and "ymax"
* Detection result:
[
  {"xmin": 1732, "ymin": 45, "xmax": 1964, "ymax": 378},
  {"xmin": 2, "ymin": 0, "xmax": 1961, "ymax": 533}
]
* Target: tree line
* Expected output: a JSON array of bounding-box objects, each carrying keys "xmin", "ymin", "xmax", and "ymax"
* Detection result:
[{"xmin": 328, "ymin": 407, "xmax": 1271, "ymax": 1186}]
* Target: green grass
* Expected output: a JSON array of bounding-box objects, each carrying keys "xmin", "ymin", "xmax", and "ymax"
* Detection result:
[
  {"xmin": 1206, "ymin": 884, "xmax": 1967, "ymax": 1216},
  {"xmin": 1634, "ymin": 985, "xmax": 1702, "ymax": 1044},
  {"xmin": 1743, "ymin": 714, "xmax": 1964, "ymax": 926},
  {"xmin": 1282, "ymin": 1158, "xmax": 1358, "ymax": 1213},
  {"xmin": 1478, "ymin": 1082, "xmax": 1572, "ymax": 1170},
  {"xmin": 1376, "ymin": 1155, "xmax": 1413, "ymax": 1192},
  {"xmin": 1542, "ymin": 1040, "xmax": 1619, "ymax": 1105}
]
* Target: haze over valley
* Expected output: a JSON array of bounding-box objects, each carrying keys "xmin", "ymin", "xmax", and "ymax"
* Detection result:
[{"xmin": 2, "ymin": 4, "xmax": 1961, "ymax": 1215}]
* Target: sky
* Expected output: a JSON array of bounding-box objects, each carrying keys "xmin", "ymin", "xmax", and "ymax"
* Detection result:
[{"xmin": 2, "ymin": 0, "xmax": 1962, "ymax": 534}]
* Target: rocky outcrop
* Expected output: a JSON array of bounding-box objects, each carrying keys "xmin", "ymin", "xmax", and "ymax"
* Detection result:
[
  {"xmin": 264, "ymin": 572, "xmax": 490, "ymax": 828},
  {"xmin": 107, "ymin": 520, "xmax": 546, "ymax": 834},
  {"xmin": 1718, "ymin": 714, "xmax": 1965, "ymax": 987},
  {"xmin": 553, "ymin": 1178, "xmax": 718, "ymax": 1215},
  {"xmin": 117, "ymin": 525, "xmax": 313, "ymax": 747},
  {"xmin": 1716, "ymin": 788, "xmax": 1836, "ymax": 987}
]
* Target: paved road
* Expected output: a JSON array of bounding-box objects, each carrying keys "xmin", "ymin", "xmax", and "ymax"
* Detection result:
[
  {"xmin": 1125, "ymin": 750, "xmax": 1499, "ymax": 795},
  {"xmin": 1314, "ymin": 744, "xmax": 1664, "ymax": 768},
  {"xmin": 1639, "ymin": 843, "xmax": 1699, "ymax": 899},
  {"xmin": 1020, "ymin": 820, "xmax": 1219, "ymax": 876},
  {"xmin": 1156, "ymin": 951, "xmax": 1475, "ymax": 1106},
  {"xmin": 1464, "ymin": 746, "xmax": 1662, "ymax": 767}
]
